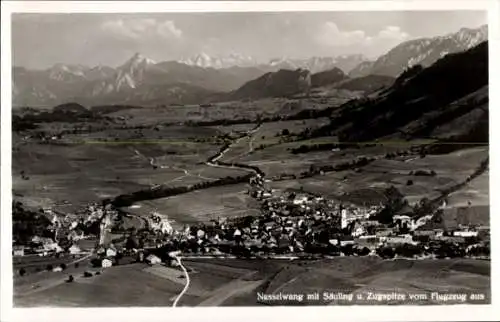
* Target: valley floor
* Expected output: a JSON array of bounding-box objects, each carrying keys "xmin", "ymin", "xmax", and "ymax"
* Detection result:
[{"xmin": 12, "ymin": 98, "xmax": 490, "ymax": 307}]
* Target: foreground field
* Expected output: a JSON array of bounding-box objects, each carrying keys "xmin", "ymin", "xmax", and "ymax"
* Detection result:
[{"xmin": 14, "ymin": 257, "xmax": 490, "ymax": 307}]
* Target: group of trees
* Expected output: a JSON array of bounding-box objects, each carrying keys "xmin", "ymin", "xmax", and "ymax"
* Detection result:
[
  {"xmin": 300, "ymin": 157, "xmax": 375, "ymax": 179},
  {"xmin": 12, "ymin": 115, "xmax": 39, "ymax": 131},
  {"xmin": 376, "ymin": 240, "xmax": 490, "ymax": 260},
  {"xmin": 412, "ymin": 197, "xmax": 435, "ymax": 219},
  {"xmin": 13, "ymin": 106, "xmax": 100, "ymax": 132},
  {"xmin": 13, "ymin": 202, "xmax": 53, "ymax": 245},
  {"xmin": 112, "ymin": 174, "xmax": 254, "ymax": 207},
  {"xmin": 467, "ymin": 244, "xmax": 490, "ymax": 257},
  {"xmin": 376, "ymin": 244, "xmax": 425, "ymax": 259},
  {"xmin": 409, "ymin": 170, "xmax": 437, "ymax": 177},
  {"xmin": 433, "ymin": 242, "xmax": 466, "ymax": 258},
  {"xmin": 384, "ymin": 150, "xmax": 410, "ymax": 160},
  {"xmin": 290, "ymin": 143, "xmax": 339, "ymax": 154},
  {"xmin": 19, "ymin": 262, "xmax": 69, "ymax": 277},
  {"xmin": 182, "ymin": 101, "xmax": 335, "ymax": 130},
  {"xmin": 90, "ymin": 104, "xmax": 141, "ymax": 115},
  {"xmin": 372, "ymin": 186, "xmax": 408, "ymax": 224}
]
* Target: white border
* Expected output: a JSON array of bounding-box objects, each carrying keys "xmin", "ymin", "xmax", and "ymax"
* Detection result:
[
  {"xmin": 0, "ymin": 0, "xmax": 497, "ymax": 12},
  {"xmin": 1, "ymin": 1, "xmax": 499, "ymax": 322}
]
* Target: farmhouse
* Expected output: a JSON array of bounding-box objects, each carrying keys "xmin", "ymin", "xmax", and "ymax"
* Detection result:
[
  {"xmin": 355, "ymin": 236, "xmax": 380, "ymax": 249},
  {"xmin": 350, "ymin": 221, "xmax": 365, "ymax": 237},
  {"xmin": 453, "ymin": 230, "xmax": 478, "ymax": 238},
  {"xmin": 437, "ymin": 236, "xmax": 466, "ymax": 244},
  {"xmin": 13, "ymin": 245, "xmax": 25, "ymax": 257},
  {"xmin": 339, "ymin": 236, "xmax": 355, "ymax": 246},
  {"xmin": 385, "ymin": 234, "xmax": 414, "ymax": 245},
  {"xmin": 374, "ymin": 227, "xmax": 393, "ymax": 237},
  {"xmin": 360, "ymin": 220, "xmax": 381, "ymax": 227},
  {"xmin": 393, "ymin": 214, "xmax": 412, "ymax": 224},
  {"xmin": 414, "ymin": 229, "xmax": 436, "ymax": 237},
  {"xmin": 106, "ymin": 246, "xmax": 117, "ymax": 258},
  {"xmin": 102, "ymin": 258, "xmax": 113, "ymax": 268},
  {"xmin": 39, "ymin": 240, "xmax": 63, "ymax": 253},
  {"xmin": 328, "ymin": 239, "xmax": 339, "ymax": 246},
  {"xmin": 262, "ymin": 192, "xmax": 273, "ymax": 199},
  {"xmin": 146, "ymin": 254, "xmax": 162, "ymax": 265},
  {"xmin": 293, "ymin": 196, "xmax": 308, "ymax": 205},
  {"xmin": 69, "ymin": 244, "xmax": 82, "ymax": 255},
  {"xmin": 68, "ymin": 229, "xmax": 85, "ymax": 241}
]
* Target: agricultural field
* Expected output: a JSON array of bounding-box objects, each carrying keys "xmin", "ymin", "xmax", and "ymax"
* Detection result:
[
  {"xmin": 266, "ymin": 146, "xmax": 488, "ymax": 207},
  {"xmin": 237, "ymin": 142, "xmax": 394, "ymax": 178},
  {"xmin": 105, "ymin": 97, "xmax": 336, "ymax": 126},
  {"xmin": 14, "ymin": 257, "xmax": 490, "ymax": 307},
  {"xmin": 11, "ymin": 96, "xmax": 337, "ymax": 216},
  {"xmin": 12, "ymin": 123, "xmax": 247, "ymax": 213},
  {"xmin": 442, "ymin": 169, "xmax": 489, "ymax": 229},
  {"xmin": 219, "ymin": 119, "xmax": 331, "ymax": 163},
  {"xmin": 126, "ymin": 183, "xmax": 261, "ymax": 229}
]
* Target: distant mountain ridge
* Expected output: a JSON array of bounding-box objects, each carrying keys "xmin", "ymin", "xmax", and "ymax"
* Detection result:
[
  {"xmin": 13, "ymin": 53, "xmax": 267, "ymax": 107},
  {"xmin": 229, "ymin": 68, "xmax": 312, "ymax": 100},
  {"xmin": 266, "ymin": 55, "xmax": 367, "ymax": 74},
  {"xmin": 323, "ymin": 41, "xmax": 488, "ymax": 144},
  {"xmin": 310, "ymin": 68, "xmax": 348, "ymax": 88},
  {"xmin": 12, "ymin": 25, "xmax": 487, "ymax": 107},
  {"xmin": 180, "ymin": 52, "xmax": 258, "ymax": 69},
  {"xmin": 12, "ymin": 54, "xmax": 366, "ymax": 107},
  {"xmin": 179, "ymin": 53, "xmax": 367, "ymax": 74},
  {"xmin": 349, "ymin": 24, "xmax": 487, "ymax": 77}
]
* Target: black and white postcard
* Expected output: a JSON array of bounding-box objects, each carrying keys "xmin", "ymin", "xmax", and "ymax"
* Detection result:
[{"xmin": 1, "ymin": 1, "xmax": 499, "ymax": 321}]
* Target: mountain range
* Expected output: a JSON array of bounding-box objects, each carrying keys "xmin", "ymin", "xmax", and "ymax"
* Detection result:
[
  {"xmin": 12, "ymin": 24, "xmax": 487, "ymax": 107},
  {"xmin": 179, "ymin": 52, "xmax": 367, "ymax": 74},
  {"xmin": 349, "ymin": 25, "xmax": 488, "ymax": 77},
  {"xmin": 303, "ymin": 40, "xmax": 488, "ymax": 148},
  {"xmin": 180, "ymin": 52, "xmax": 258, "ymax": 69}
]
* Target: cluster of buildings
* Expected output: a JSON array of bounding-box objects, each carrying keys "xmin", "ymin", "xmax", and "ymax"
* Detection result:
[
  {"xmin": 14, "ymin": 174, "xmax": 490, "ymax": 266},
  {"xmin": 12, "ymin": 234, "xmax": 87, "ymax": 258},
  {"xmin": 127, "ymin": 175, "xmax": 490, "ymax": 259},
  {"xmin": 149, "ymin": 212, "xmax": 174, "ymax": 235},
  {"xmin": 12, "ymin": 203, "xmax": 115, "ymax": 258}
]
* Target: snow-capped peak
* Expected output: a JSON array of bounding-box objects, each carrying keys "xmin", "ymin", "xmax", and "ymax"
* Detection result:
[
  {"xmin": 111, "ymin": 53, "xmax": 156, "ymax": 92},
  {"xmin": 267, "ymin": 55, "xmax": 368, "ymax": 73},
  {"xmin": 119, "ymin": 52, "xmax": 156, "ymax": 71},
  {"xmin": 180, "ymin": 52, "xmax": 257, "ymax": 69},
  {"xmin": 48, "ymin": 63, "xmax": 87, "ymax": 81}
]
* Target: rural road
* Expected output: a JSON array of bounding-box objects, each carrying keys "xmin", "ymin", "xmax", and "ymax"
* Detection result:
[
  {"xmin": 132, "ymin": 147, "xmax": 217, "ymax": 182},
  {"xmin": 206, "ymin": 123, "xmax": 264, "ymax": 175},
  {"xmin": 172, "ymin": 256, "xmax": 190, "ymax": 307},
  {"xmin": 131, "ymin": 124, "xmax": 265, "ymax": 185}
]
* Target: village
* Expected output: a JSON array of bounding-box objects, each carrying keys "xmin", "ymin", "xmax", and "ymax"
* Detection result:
[{"xmin": 13, "ymin": 173, "xmax": 490, "ymax": 276}]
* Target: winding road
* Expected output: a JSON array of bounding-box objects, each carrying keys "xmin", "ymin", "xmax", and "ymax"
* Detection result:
[
  {"xmin": 205, "ymin": 123, "xmax": 264, "ymax": 176},
  {"xmin": 132, "ymin": 147, "xmax": 218, "ymax": 183},
  {"xmin": 172, "ymin": 256, "xmax": 190, "ymax": 307},
  {"xmin": 129, "ymin": 123, "xmax": 265, "ymax": 196}
]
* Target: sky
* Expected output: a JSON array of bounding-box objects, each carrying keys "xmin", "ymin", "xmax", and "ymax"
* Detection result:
[{"xmin": 12, "ymin": 11, "xmax": 487, "ymax": 69}]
